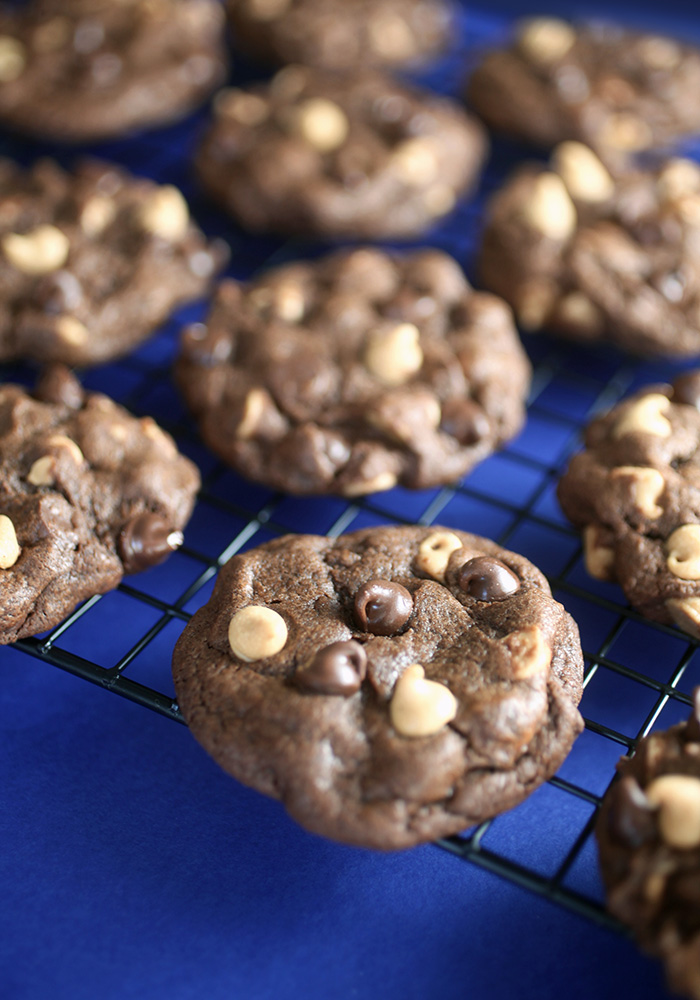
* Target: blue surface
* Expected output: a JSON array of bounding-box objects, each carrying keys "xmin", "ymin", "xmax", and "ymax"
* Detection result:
[{"xmin": 2, "ymin": 3, "xmax": 700, "ymax": 999}]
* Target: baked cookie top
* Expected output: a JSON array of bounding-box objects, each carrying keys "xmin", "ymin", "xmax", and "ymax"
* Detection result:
[
  {"xmin": 480, "ymin": 146, "xmax": 700, "ymax": 357},
  {"xmin": 0, "ymin": 0, "xmax": 227, "ymax": 141},
  {"xmin": 172, "ymin": 525, "xmax": 584, "ymax": 849},
  {"xmin": 175, "ymin": 247, "xmax": 530, "ymax": 496},
  {"xmin": 226, "ymin": 0, "xmax": 452, "ymax": 72},
  {"xmin": 557, "ymin": 371, "xmax": 700, "ymax": 638},
  {"xmin": 196, "ymin": 66, "xmax": 487, "ymax": 239},
  {"xmin": 467, "ymin": 18, "xmax": 700, "ymax": 156},
  {"xmin": 0, "ymin": 367, "xmax": 200, "ymax": 644},
  {"xmin": 597, "ymin": 696, "xmax": 700, "ymax": 1000},
  {"xmin": 0, "ymin": 157, "xmax": 226, "ymax": 367}
]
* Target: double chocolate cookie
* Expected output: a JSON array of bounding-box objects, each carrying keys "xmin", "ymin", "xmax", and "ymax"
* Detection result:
[
  {"xmin": 558, "ymin": 371, "xmax": 700, "ymax": 638},
  {"xmin": 0, "ymin": 0, "xmax": 227, "ymax": 141},
  {"xmin": 467, "ymin": 18, "xmax": 700, "ymax": 156},
  {"xmin": 172, "ymin": 525, "xmax": 584, "ymax": 849},
  {"xmin": 0, "ymin": 157, "xmax": 226, "ymax": 367},
  {"xmin": 481, "ymin": 146, "xmax": 700, "ymax": 356},
  {"xmin": 196, "ymin": 66, "xmax": 487, "ymax": 239},
  {"xmin": 0, "ymin": 367, "xmax": 200, "ymax": 644},
  {"xmin": 226, "ymin": 0, "xmax": 452, "ymax": 72},
  {"xmin": 175, "ymin": 247, "xmax": 530, "ymax": 496},
  {"xmin": 597, "ymin": 694, "xmax": 700, "ymax": 1000}
]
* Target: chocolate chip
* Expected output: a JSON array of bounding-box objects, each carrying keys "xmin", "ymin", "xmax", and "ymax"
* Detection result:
[
  {"xmin": 118, "ymin": 512, "xmax": 183, "ymax": 574},
  {"xmin": 672, "ymin": 370, "xmax": 700, "ymax": 409},
  {"xmin": 294, "ymin": 640, "xmax": 367, "ymax": 696},
  {"xmin": 458, "ymin": 556, "xmax": 520, "ymax": 601},
  {"xmin": 440, "ymin": 398, "xmax": 490, "ymax": 446},
  {"xmin": 33, "ymin": 365, "xmax": 84, "ymax": 409},
  {"xmin": 607, "ymin": 775, "xmax": 658, "ymax": 847},
  {"xmin": 685, "ymin": 687, "xmax": 700, "ymax": 742},
  {"xmin": 354, "ymin": 579, "xmax": 413, "ymax": 635},
  {"xmin": 34, "ymin": 270, "xmax": 83, "ymax": 314}
]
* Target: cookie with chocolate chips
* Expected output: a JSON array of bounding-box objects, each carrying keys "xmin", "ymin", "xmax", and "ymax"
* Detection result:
[
  {"xmin": 467, "ymin": 18, "xmax": 700, "ymax": 156},
  {"xmin": 226, "ymin": 0, "xmax": 452, "ymax": 72},
  {"xmin": 0, "ymin": 367, "xmax": 200, "ymax": 644},
  {"xmin": 0, "ymin": 157, "xmax": 226, "ymax": 367},
  {"xmin": 175, "ymin": 247, "xmax": 530, "ymax": 496},
  {"xmin": 0, "ymin": 0, "xmax": 227, "ymax": 141},
  {"xmin": 196, "ymin": 66, "xmax": 487, "ymax": 239},
  {"xmin": 557, "ymin": 371, "xmax": 700, "ymax": 638},
  {"xmin": 172, "ymin": 525, "xmax": 584, "ymax": 850},
  {"xmin": 597, "ymin": 693, "xmax": 700, "ymax": 1000},
  {"xmin": 480, "ymin": 146, "xmax": 700, "ymax": 356}
]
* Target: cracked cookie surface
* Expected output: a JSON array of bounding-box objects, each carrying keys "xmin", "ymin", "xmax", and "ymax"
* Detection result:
[{"xmin": 172, "ymin": 525, "xmax": 584, "ymax": 849}]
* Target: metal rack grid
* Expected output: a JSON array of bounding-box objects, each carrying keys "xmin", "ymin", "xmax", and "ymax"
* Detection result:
[{"xmin": 3, "ymin": 0, "xmax": 700, "ymax": 939}]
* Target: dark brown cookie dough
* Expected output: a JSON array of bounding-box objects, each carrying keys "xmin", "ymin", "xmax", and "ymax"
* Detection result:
[
  {"xmin": 597, "ymin": 695, "xmax": 700, "ymax": 1000},
  {"xmin": 557, "ymin": 372, "xmax": 700, "ymax": 638},
  {"xmin": 0, "ymin": 0, "xmax": 227, "ymax": 141},
  {"xmin": 226, "ymin": 0, "xmax": 452, "ymax": 72},
  {"xmin": 175, "ymin": 247, "xmax": 530, "ymax": 496},
  {"xmin": 466, "ymin": 18, "xmax": 700, "ymax": 156},
  {"xmin": 0, "ymin": 367, "xmax": 200, "ymax": 644},
  {"xmin": 0, "ymin": 157, "xmax": 226, "ymax": 367},
  {"xmin": 480, "ymin": 146, "xmax": 700, "ymax": 357},
  {"xmin": 196, "ymin": 66, "xmax": 487, "ymax": 239},
  {"xmin": 172, "ymin": 525, "xmax": 584, "ymax": 850}
]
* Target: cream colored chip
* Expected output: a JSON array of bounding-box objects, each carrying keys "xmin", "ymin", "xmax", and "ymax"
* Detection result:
[
  {"xmin": 56, "ymin": 316, "xmax": 88, "ymax": 347},
  {"xmin": 272, "ymin": 283, "xmax": 306, "ymax": 322},
  {"xmin": 610, "ymin": 466, "xmax": 665, "ymax": 518},
  {"xmin": 552, "ymin": 142, "xmax": 615, "ymax": 203},
  {"xmin": 139, "ymin": 416, "xmax": 178, "ymax": 457},
  {"xmin": 245, "ymin": 0, "xmax": 291, "ymax": 20},
  {"xmin": 646, "ymin": 775, "xmax": 700, "ymax": 849},
  {"xmin": 0, "ymin": 514, "xmax": 20, "ymax": 569},
  {"xmin": 139, "ymin": 186, "xmax": 190, "ymax": 241},
  {"xmin": 2, "ymin": 224, "xmax": 69, "ymax": 274},
  {"xmin": 80, "ymin": 196, "xmax": 117, "ymax": 236},
  {"xmin": 390, "ymin": 138, "xmax": 439, "ymax": 186},
  {"xmin": 342, "ymin": 472, "xmax": 399, "ymax": 497},
  {"xmin": 666, "ymin": 525, "xmax": 700, "ymax": 580},
  {"xmin": 215, "ymin": 88, "xmax": 269, "ymax": 126},
  {"xmin": 416, "ymin": 531, "xmax": 463, "ymax": 581},
  {"xmin": 27, "ymin": 456, "xmax": 55, "ymax": 487},
  {"xmin": 389, "ymin": 664, "xmax": 457, "ymax": 738},
  {"xmin": 364, "ymin": 323, "xmax": 423, "ymax": 386},
  {"xmin": 423, "ymin": 184, "xmax": 456, "ymax": 217},
  {"xmin": 554, "ymin": 291, "xmax": 604, "ymax": 334},
  {"xmin": 517, "ymin": 18, "xmax": 576, "ymax": 64},
  {"xmin": 658, "ymin": 159, "xmax": 700, "ymax": 201},
  {"xmin": 368, "ymin": 14, "xmax": 416, "ymax": 60},
  {"xmin": 502, "ymin": 626, "xmax": 552, "ymax": 679},
  {"xmin": 597, "ymin": 113, "xmax": 653, "ymax": 152},
  {"xmin": 637, "ymin": 36, "xmax": 681, "ymax": 70},
  {"xmin": 666, "ymin": 597, "xmax": 700, "ymax": 638},
  {"xmin": 521, "ymin": 173, "xmax": 577, "ymax": 240},
  {"xmin": 47, "ymin": 435, "xmax": 84, "ymax": 465},
  {"xmin": 0, "ymin": 36, "xmax": 26, "ymax": 83},
  {"xmin": 583, "ymin": 525, "xmax": 616, "ymax": 582},
  {"xmin": 236, "ymin": 389, "xmax": 269, "ymax": 439},
  {"xmin": 295, "ymin": 98, "xmax": 349, "ymax": 153},
  {"xmin": 612, "ymin": 394, "xmax": 672, "ymax": 439},
  {"xmin": 228, "ymin": 606, "xmax": 288, "ymax": 661},
  {"xmin": 516, "ymin": 280, "xmax": 557, "ymax": 330}
]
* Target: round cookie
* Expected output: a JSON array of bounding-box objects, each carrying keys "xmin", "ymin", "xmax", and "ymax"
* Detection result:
[
  {"xmin": 557, "ymin": 371, "xmax": 700, "ymax": 637},
  {"xmin": 466, "ymin": 18, "xmax": 700, "ymax": 156},
  {"xmin": 0, "ymin": 157, "xmax": 226, "ymax": 367},
  {"xmin": 0, "ymin": 367, "xmax": 200, "ymax": 644},
  {"xmin": 0, "ymin": 0, "xmax": 228, "ymax": 141},
  {"xmin": 480, "ymin": 147, "xmax": 700, "ymax": 357},
  {"xmin": 175, "ymin": 247, "xmax": 531, "ymax": 496},
  {"xmin": 226, "ymin": 0, "xmax": 453, "ymax": 72},
  {"xmin": 172, "ymin": 524, "xmax": 585, "ymax": 850},
  {"xmin": 597, "ymin": 695, "xmax": 700, "ymax": 1000},
  {"xmin": 196, "ymin": 66, "xmax": 487, "ymax": 239}
]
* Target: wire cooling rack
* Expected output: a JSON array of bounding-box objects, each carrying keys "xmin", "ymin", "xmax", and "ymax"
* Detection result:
[{"xmin": 4, "ymin": 0, "xmax": 700, "ymax": 937}]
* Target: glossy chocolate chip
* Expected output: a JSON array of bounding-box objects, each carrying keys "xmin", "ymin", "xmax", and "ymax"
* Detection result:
[
  {"xmin": 118, "ymin": 512, "xmax": 183, "ymax": 574},
  {"xmin": 607, "ymin": 776, "xmax": 658, "ymax": 848},
  {"xmin": 294, "ymin": 640, "xmax": 367, "ymax": 696},
  {"xmin": 440, "ymin": 398, "xmax": 490, "ymax": 446},
  {"xmin": 354, "ymin": 579, "xmax": 413, "ymax": 636},
  {"xmin": 458, "ymin": 556, "xmax": 520, "ymax": 601},
  {"xmin": 672, "ymin": 370, "xmax": 700, "ymax": 409},
  {"xmin": 34, "ymin": 365, "xmax": 84, "ymax": 409},
  {"xmin": 685, "ymin": 687, "xmax": 700, "ymax": 743}
]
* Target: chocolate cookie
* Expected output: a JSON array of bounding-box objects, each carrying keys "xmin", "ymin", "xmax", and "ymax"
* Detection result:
[
  {"xmin": 0, "ymin": 0, "xmax": 227, "ymax": 141},
  {"xmin": 0, "ymin": 157, "xmax": 226, "ymax": 367},
  {"xmin": 597, "ymin": 694, "xmax": 700, "ymax": 1000},
  {"xmin": 0, "ymin": 367, "xmax": 200, "ymax": 644},
  {"xmin": 196, "ymin": 66, "xmax": 487, "ymax": 239},
  {"xmin": 226, "ymin": 0, "xmax": 452, "ymax": 72},
  {"xmin": 175, "ymin": 247, "xmax": 530, "ymax": 496},
  {"xmin": 466, "ymin": 18, "xmax": 700, "ymax": 156},
  {"xmin": 172, "ymin": 525, "xmax": 584, "ymax": 849},
  {"xmin": 557, "ymin": 371, "xmax": 700, "ymax": 638},
  {"xmin": 480, "ymin": 146, "xmax": 700, "ymax": 357}
]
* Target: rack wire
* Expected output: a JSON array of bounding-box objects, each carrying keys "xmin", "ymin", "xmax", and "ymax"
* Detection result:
[{"xmin": 3, "ymin": 1, "xmax": 700, "ymax": 937}]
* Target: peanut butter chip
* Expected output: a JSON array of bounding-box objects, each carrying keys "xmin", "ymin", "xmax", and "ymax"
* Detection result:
[
  {"xmin": 228, "ymin": 606, "xmax": 288, "ymax": 662},
  {"xmin": 368, "ymin": 14, "xmax": 415, "ymax": 60},
  {"xmin": 666, "ymin": 525, "xmax": 700, "ymax": 580},
  {"xmin": 521, "ymin": 173, "xmax": 577, "ymax": 240},
  {"xmin": 610, "ymin": 466, "xmax": 665, "ymax": 518},
  {"xmin": 27, "ymin": 456, "xmax": 55, "ymax": 487},
  {"xmin": 56, "ymin": 316, "xmax": 89, "ymax": 347},
  {"xmin": 666, "ymin": 597, "xmax": 700, "ymax": 638},
  {"xmin": 583, "ymin": 525, "xmax": 616, "ymax": 581},
  {"xmin": 503, "ymin": 626, "xmax": 552, "ymax": 679},
  {"xmin": 517, "ymin": 18, "xmax": 576, "ymax": 64},
  {"xmin": 295, "ymin": 98, "xmax": 349, "ymax": 153},
  {"xmin": 416, "ymin": 531, "xmax": 463, "ymax": 580},
  {"xmin": 390, "ymin": 138, "xmax": 439, "ymax": 186},
  {"xmin": 139, "ymin": 186, "xmax": 190, "ymax": 241},
  {"xmin": 47, "ymin": 435, "xmax": 84, "ymax": 464},
  {"xmin": 216, "ymin": 89, "xmax": 269, "ymax": 125},
  {"xmin": 364, "ymin": 323, "xmax": 423, "ymax": 385},
  {"xmin": 80, "ymin": 196, "xmax": 117, "ymax": 236},
  {"xmin": 2, "ymin": 224, "xmax": 69, "ymax": 274},
  {"xmin": 342, "ymin": 472, "xmax": 398, "ymax": 496},
  {"xmin": 598, "ymin": 113, "xmax": 653, "ymax": 152},
  {"xmin": 389, "ymin": 664, "xmax": 457, "ymax": 738},
  {"xmin": 646, "ymin": 775, "xmax": 700, "ymax": 849},
  {"xmin": 658, "ymin": 158, "xmax": 700, "ymax": 201},
  {"xmin": 236, "ymin": 389, "xmax": 268, "ymax": 439},
  {"xmin": 0, "ymin": 35, "xmax": 26, "ymax": 82},
  {"xmin": 553, "ymin": 142, "xmax": 615, "ymax": 203},
  {"xmin": 612, "ymin": 394, "xmax": 672, "ymax": 439},
  {"xmin": 0, "ymin": 514, "xmax": 20, "ymax": 569}
]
